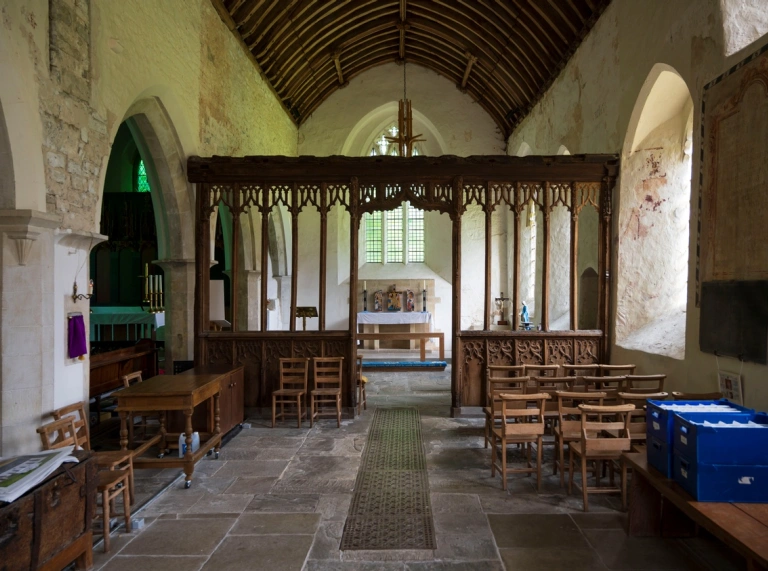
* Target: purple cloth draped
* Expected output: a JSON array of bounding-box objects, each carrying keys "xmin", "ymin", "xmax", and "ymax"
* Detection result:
[{"xmin": 68, "ymin": 315, "xmax": 88, "ymax": 359}]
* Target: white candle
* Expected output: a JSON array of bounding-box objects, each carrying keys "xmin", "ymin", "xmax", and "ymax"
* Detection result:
[
  {"xmin": 149, "ymin": 275, "xmax": 154, "ymax": 294},
  {"xmin": 158, "ymin": 275, "xmax": 163, "ymax": 293},
  {"xmin": 364, "ymin": 281, "xmax": 367, "ymax": 290},
  {"xmin": 423, "ymin": 280, "xmax": 426, "ymax": 291}
]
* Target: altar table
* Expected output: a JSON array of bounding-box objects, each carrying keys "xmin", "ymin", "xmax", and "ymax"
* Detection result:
[
  {"xmin": 113, "ymin": 373, "xmax": 223, "ymax": 488},
  {"xmin": 357, "ymin": 311, "xmax": 433, "ymax": 351}
]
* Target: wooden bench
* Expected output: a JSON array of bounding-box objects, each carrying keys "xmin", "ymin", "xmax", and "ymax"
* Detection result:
[
  {"xmin": 624, "ymin": 451, "xmax": 768, "ymax": 570},
  {"xmin": 357, "ymin": 332, "xmax": 445, "ymax": 361}
]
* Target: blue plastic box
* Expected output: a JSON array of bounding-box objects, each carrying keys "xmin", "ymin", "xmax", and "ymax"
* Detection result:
[
  {"xmin": 672, "ymin": 452, "xmax": 768, "ymax": 502},
  {"xmin": 672, "ymin": 413, "xmax": 768, "ymax": 465},
  {"xmin": 646, "ymin": 399, "xmax": 753, "ymax": 445},
  {"xmin": 647, "ymin": 434, "xmax": 672, "ymax": 477}
]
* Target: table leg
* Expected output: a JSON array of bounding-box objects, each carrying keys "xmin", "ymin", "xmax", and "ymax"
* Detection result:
[
  {"xmin": 213, "ymin": 393, "xmax": 221, "ymax": 457},
  {"xmin": 627, "ymin": 470, "xmax": 662, "ymax": 536},
  {"xmin": 119, "ymin": 411, "xmax": 129, "ymax": 451},
  {"xmin": 183, "ymin": 408, "xmax": 194, "ymax": 488},
  {"xmin": 420, "ymin": 339, "xmax": 426, "ymax": 361},
  {"xmin": 439, "ymin": 335, "xmax": 445, "ymax": 360},
  {"xmin": 159, "ymin": 410, "xmax": 167, "ymax": 455}
]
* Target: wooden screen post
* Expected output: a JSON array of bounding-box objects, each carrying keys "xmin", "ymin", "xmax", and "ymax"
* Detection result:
[
  {"xmin": 570, "ymin": 186, "xmax": 579, "ymax": 330},
  {"xmin": 260, "ymin": 200, "xmax": 269, "ymax": 331},
  {"xmin": 599, "ymin": 176, "xmax": 614, "ymax": 359},
  {"xmin": 290, "ymin": 184, "xmax": 299, "ymax": 333},
  {"xmin": 349, "ymin": 177, "xmax": 360, "ymax": 412},
  {"xmin": 512, "ymin": 183, "xmax": 521, "ymax": 331},
  {"xmin": 542, "ymin": 182, "xmax": 551, "ymax": 331},
  {"xmin": 230, "ymin": 185, "xmax": 241, "ymax": 331},
  {"xmin": 319, "ymin": 183, "xmax": 328, "ymax": 331},
  {"xmin": 484, "ymin": 198, "xmax": 492, "ymax": 330},
  {"xmin": 452, "ymin": 176, "xmax": 463, "ymax": 412},
  {"xmin": 194, "ymin": 183, "xmax": 211, "ymax": 364}
]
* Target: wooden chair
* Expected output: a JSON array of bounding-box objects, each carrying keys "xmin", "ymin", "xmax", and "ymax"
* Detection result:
[
  {"xmin": 671, "ymin": 391, "xmax": 723, "ymax": 401},
  {"xmin": 38, "ymin": 417, "xmax": 131, "ymax": 553},
  {"xmin": 532, "ymin": 376, "xmax": 575, "ymax": 432},
  {"xmin": 624, "ymin": 374, "xmax": 666, "ymax": 394},
  {"xmin": 484, "ymin": 371, "xmax": 528, "ymax": 448},
  {"xmin": 356, "ymin": 355, "xmax": 367, "ymax": 415},
  {"xmin": 272, "ymin": 357, "xmax": 309, "ymax": 428},
  {"xmin": 121, "ymin": 371, "xmax": 160, "ymax": 444},
  {"xmin": 52, "ymin": 402, "xmax": 135, "ymax": 505},
  {"xmin": 310, "ymin": 356, "xmax": 344, "ymax": 427},
  {"xmin": 581, "ymin": 375, "xmax": 626, "ymax": 403},
  {"xmin": 598, "ymin": 364, "xmax": 636, "ymax": 376},
  {"xmin": 617, "ymin": 391, "xmax": 669, "ymax": 448},
  {"xmin": 562, "ymin": 364, "xmax": 599, "ymax": 377},
  {"xmin": 490, "ymin": 393, "xmax": 550, "ymax": 491},
  {"xmin": 568, "ymin": 403, "xmax": 635, "ymax": 511},
  {"xmin": 553, "ymin": 391, "xmax": 606, "ymax": 488},
  {"xmin": 487, "ymin": 365, "xmax": 526, "ymax": 378},
  {"xmin": 523, "ymin": 364, "xmax": 561, "ymax": 377}
]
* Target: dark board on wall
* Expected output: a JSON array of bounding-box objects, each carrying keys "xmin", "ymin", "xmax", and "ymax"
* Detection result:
[{"xmin": 700, "ymin": 281, "xmax": 768, "ymax": 364}]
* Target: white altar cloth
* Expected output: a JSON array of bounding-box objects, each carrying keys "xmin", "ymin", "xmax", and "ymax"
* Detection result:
[{"xmin": 357, "ymin": 311, "xmax": 432, "ymax": 327}]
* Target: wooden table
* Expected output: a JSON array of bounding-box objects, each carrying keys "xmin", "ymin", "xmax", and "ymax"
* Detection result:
[
  {"xmin": 114, "ymin": 373, "xmax": 223, "ymax": 488},
  {"xmin": 624, "ymin": 452, "xmax": 768, "ymax": 570},
  {"xmin": 357, "ymin": 331, "xmax": 445, "ymax": 361}
]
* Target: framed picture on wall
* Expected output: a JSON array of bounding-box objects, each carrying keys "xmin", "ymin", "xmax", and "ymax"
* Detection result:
[{"xmin": 718, "ymin": 370, "xmax": 743, "ymax": 405}]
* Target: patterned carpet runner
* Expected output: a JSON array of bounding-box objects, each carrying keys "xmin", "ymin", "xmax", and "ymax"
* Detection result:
[{"xmin": 340, "ymin": 407, "xmax": 436, "ymax": 550}]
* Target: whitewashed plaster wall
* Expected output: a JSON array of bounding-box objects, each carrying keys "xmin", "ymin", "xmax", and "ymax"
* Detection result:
[
  {"xmin": 507, "ymin": 0, "xmax": 768, "ymax": 409},
  {"xmin": 0, "ymin": 0, "xmax": 298, "ymax": 455}
]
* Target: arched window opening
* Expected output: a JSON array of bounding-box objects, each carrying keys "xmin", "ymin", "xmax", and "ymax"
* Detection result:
[
  {"xmin": 368, "ymin": 123, "xmax": 423, "ymax": 157},
  {"xmin": 616, "ymin": 66, "xmax": 693, "ymax": 359}
]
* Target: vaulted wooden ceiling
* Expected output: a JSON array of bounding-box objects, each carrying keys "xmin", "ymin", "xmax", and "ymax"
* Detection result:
[{"xmin": 213, "ymin": 0, "xmax": 611, "ymax": 137}]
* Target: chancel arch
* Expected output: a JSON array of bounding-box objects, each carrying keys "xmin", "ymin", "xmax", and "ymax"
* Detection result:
[{"xmin": 616, "ymin": 64, "xmax": 693, "ymax": 360}]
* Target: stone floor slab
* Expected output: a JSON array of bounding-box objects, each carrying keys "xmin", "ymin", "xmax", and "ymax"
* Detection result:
[
  {"xmin": 201, "ymin": 534, "xmax": 313, "ymax": 571},
  {"xmin": 97, "ymin": 555, "xmax": 208, "ymax": 571},
  {"xmin": 120, "ymin": 518, "xmax": 235, "ymax": 556},
  {"xmin": 488, "ymin": 513, "xmax": 589, "ymax": 549},
  {"xmin": 231, "ymin": 512, "xmax": 320, "ymax": 535},
  {"xmin": 499, "ymin": 546, "xmax": 609, "ymax": 571}
]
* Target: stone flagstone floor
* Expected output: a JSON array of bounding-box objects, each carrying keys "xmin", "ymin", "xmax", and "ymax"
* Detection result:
[{"xmin": 89, "ymin": 366, "xmax": 744, "ymax": 571}]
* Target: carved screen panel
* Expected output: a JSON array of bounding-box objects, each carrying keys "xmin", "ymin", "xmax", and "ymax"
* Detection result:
[{"xmin": 702, "ymin": 50, "xmax": 768, "ymax": 283}]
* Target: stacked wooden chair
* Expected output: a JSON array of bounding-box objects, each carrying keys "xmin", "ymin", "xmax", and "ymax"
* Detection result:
[
  {"xmin": 568, "ymin": 403, "xmax": 635, "ymax": 511},
  {"xmin": 37, "ymin": 413, "xmax": 132, "ymax": 552},
  {"xmin": 272, "ymin": 357, "xmax": 310, "ymax": 428},
  {"xmin": 310, "ymin": 356, "xmax": 344, "ymax": 427},
  {"xmin": 356, "ymin": 355, "xmax": 368, "ymax": 415}
]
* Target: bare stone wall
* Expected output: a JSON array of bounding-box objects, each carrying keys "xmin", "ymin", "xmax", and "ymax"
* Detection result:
[{"xmin": 41, "ymin": 0, "xmax": 110, "ymax": 229}]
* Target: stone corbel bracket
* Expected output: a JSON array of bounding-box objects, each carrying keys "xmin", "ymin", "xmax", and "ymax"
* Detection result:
[
  {"xmin": 54, "ymin": 227, "xmax": 108, "ymax": 251},
  {"xmin": 0, "ymin": 209, "xmax": 61, "ymax": 266}
]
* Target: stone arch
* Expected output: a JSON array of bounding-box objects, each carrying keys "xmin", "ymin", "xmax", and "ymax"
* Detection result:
[
  {"xmin": 0, "ymin": 34, "xmax": 45, "ymax": 210},
  {"xmin": 719, "ymin": 0, "xmax": 768, "ymax": 57},
  {"xmin": 106, "ymin": 95, "xmax": 196, "ymax": 361},
  {"xmin": 616, "ymin": 64, "xmax": 693, "ymax": 359},
  {"xmin": 515, "ymin": 142, "xmax": 532, "ymax": 157},
  {"xmin": 341, "ymin": 101, "xmax": 447, "ymax": 156}
]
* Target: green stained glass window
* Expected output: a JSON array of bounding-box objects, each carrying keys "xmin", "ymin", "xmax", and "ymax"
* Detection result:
[
  {"xmin": 136, "ymin": 159, "xmax": 151, "ymax": 192},
  {"xmin": 407, "ymin": 204, "xmax": 424, "ymax": 263},
  {"xmin": 365, "ymin": 212, "xmax": 382, "ymax": 263}
]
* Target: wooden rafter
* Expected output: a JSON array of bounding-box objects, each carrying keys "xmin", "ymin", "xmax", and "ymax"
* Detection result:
[{"xmin": 215, "ymin": 0, "xmax": 610, "ymax": 133}]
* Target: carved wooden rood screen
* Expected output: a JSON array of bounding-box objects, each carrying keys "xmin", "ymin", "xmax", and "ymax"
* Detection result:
[{"xmin": 188, "ymin": 155, "xmax": 618, "ymax": 416}]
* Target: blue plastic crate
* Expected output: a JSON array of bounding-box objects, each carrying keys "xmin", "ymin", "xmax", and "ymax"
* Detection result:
[
  {"xmin": 646, "ymin": 399, "xmax": 753, "ymax": 445},
  {"xmin": 672, "ymin": 452, "xmax": 768, "ymax": 502},
  {"xmin": 673, "ymin": 412, "xmax": 768, "ymax": 466},
  {"xmin": 647, "ymin": 434, "xmax": 672, "ymax": 477}
]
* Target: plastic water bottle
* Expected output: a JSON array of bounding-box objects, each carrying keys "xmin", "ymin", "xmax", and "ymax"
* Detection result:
[{"xmin": 179, "ymin": 432, "xmax": 201, "ymax": 457}]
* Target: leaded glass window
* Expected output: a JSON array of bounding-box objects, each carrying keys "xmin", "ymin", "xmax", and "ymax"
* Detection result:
[
  {"xmin": 407, "ymin": 204, "xmax": 424, "ymax": 263},
  {"xmin": 365, "ymin": 211, "xmax": 383, "ymax": 263},
  {"xmin": 136, "ymin": 159, "xmax": 151, "ymax": 193}
]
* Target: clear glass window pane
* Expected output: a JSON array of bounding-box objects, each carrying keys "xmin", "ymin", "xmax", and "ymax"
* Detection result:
[
  {"xmin": 386, "ymin": 205, "xmax": 404, "ymax": 263},
  {"xmin": 407, "ymin": 204, "xmax": 424, "ymax": 262},
  {"xmin": 365, "ymin": 212, "xmax": 382, "ymax": 263}
]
